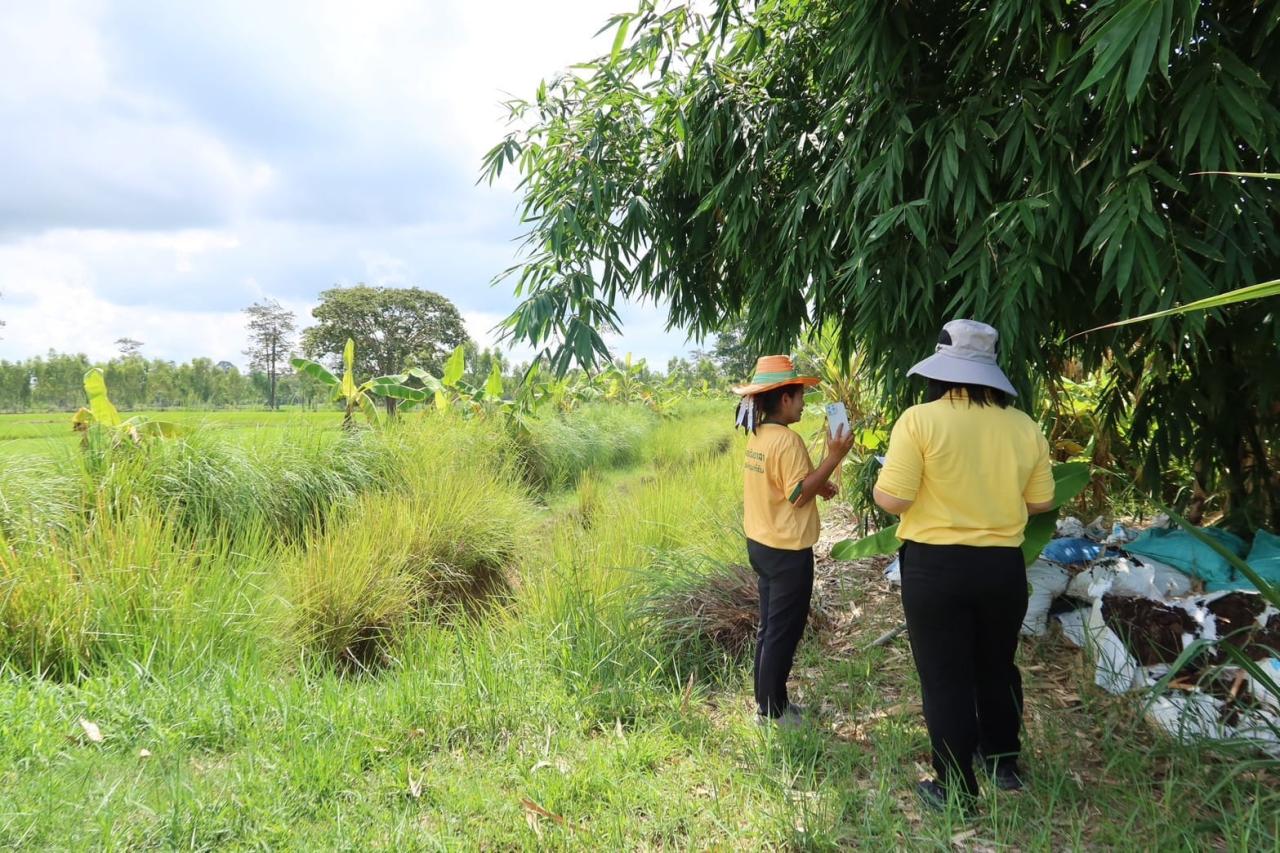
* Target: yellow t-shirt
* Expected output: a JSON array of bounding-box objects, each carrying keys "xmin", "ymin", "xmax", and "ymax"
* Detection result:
[
  {"xmin": 743, "ymin": 423, "xmax": 819, "ymax": 550},
  {"xmin": 876, "ymin": 392, "xmax": 1054, "ymax": 547}
]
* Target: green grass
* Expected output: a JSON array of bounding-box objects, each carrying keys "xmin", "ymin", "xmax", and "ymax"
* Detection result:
[
  {"xmin": 0, "ymin": 401, "xmax": 1275, "ymax": 848},
  {"xmin": 0, "ymin": 409, "xmax": 346, "ymax": 460}
]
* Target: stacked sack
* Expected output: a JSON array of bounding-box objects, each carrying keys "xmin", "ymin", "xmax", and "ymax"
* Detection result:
[{"xmin": 1033, "ymin": 516, "xmax": 1280, "ymax": 754}]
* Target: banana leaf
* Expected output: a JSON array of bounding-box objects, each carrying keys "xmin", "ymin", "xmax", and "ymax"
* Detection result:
[
  {"xmin": 366, "ymin": 381, "xmax": 427, "ymax": 402},
  {"xmin": 291, "ymin": 357, "xmax": 339, "ymax": 388},
  {"xmin": 340, "ymin": 339, "xmax": 358, "ymax": 400},
  {"xmin": 83, "ymin": 368, "xmax": 122, "ymax": 427},
  {"xmin": 830, "ymin": 525, "xmax": 901, "ymax": 560},
  {"xmin": 442, "ymin": 345, "xmax": 466, "ymax": 388},
  {"xmin": 484, "ymin": 361, "xmax": 504, "ymax": 399},
  {"xmin": 126, "ymin": 419, "xmax": 182, "ymax": 439}
]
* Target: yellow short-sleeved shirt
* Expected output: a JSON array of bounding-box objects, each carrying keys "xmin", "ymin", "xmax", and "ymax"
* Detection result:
[
  {"xmin": 876, "ymin": 392, "xmax": 1054, "ymax": 547},
  {"xmin": 743, "ymin": 423, "xmax": 819, "ymax": 550}
]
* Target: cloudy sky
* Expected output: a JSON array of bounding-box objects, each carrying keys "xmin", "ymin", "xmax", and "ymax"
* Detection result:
[{"xmin": 0, "ymin": 0, "xmax": 700, "ymax": 369}]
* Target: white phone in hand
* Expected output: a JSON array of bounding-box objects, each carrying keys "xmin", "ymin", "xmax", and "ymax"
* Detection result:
[{"xmin": 824, "ymin": 402, "xmax": 850, "ymax": 439}]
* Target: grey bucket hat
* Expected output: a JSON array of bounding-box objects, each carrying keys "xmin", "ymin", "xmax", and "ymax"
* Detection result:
[{"xmin": 906, "ymin": 319, "xmax": 1018, "ymax": 397}]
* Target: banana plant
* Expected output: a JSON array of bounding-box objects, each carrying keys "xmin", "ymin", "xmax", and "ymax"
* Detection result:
[
  {"xmin": 398, "ymin": 345, "xmax": 511, "ymax": 418},
  {"xmin": 290, "ymin": 338, "xmax": 427, "ymax": 427},
  {"xmin": 71, "ymin": 368, "xmax": 180, "ymax": 449},
  {"xmin": 602, "ymin": 353, "xmax": 649, "ymax": 403}
]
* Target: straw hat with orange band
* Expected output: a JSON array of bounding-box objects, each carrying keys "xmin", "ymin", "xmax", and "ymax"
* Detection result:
[{"xmin": 731, "ymin": 355, "xmax": 820, "ymax": 432}]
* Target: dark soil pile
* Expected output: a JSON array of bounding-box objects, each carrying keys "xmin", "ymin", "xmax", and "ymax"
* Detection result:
[
  {"xmin": 1207, "ymin": 593, "xmax": 1280, "ymax": 660},
  {"xmin": 1101, "ymin": 596, "xmax": 1197, "ymax": 666}
]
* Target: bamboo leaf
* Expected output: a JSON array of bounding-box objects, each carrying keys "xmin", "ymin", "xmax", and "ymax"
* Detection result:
[
  {"xmin": 1071, "ymin": 280, "xmax": 1280, "ymax": 338},
  {"xmin": 610, "ymin": 15, "xmax": 631, "ymax": 65}
]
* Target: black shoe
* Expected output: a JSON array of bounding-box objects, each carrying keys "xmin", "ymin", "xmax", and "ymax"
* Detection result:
[
  {"xmin": 916, "ymin": 780, "xmax": 947, "ymax": 812},
  {"xmin": 917, "ymin": 779, "xmax": 978, "ymax": 816},
  {"xmin": 975, "ymin": 751, "xmax": 1025, "ymax": 791}
]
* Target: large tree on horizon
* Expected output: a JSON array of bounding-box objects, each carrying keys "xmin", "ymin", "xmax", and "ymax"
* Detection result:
[
  {"xmin": 301, "ymin": 285, "xmax": 469, "ymax": 385},
  {"xmin": 485, "ymin": 0, "xmax": 1280, "ymax": 528}
]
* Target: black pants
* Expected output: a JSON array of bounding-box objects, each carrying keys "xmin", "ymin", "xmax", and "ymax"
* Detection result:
[
  {"xmin": 747, "ymin": 539, "xmax": 814, "ymax": 717},
  {"xmin": 900, "ymin": 541, "xmax": 1027, "ymax": 797}
]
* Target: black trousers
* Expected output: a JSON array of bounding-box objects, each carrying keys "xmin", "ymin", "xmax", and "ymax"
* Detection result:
[
  {"xmin": 900, "ymin": 541, "xmax": 1027, "ymax": 797},
  {"xmin": 747, "ymin": 539, "xmax": 814, "ymax": 717}
]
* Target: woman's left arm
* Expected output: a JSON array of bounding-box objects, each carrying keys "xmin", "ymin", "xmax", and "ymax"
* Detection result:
[{"xmin": 873, "ymin": 487, "xmax": 914, "ymax": 515}]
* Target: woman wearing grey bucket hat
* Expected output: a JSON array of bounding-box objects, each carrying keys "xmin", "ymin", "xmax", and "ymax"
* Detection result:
[{"xmin": 873, "ymin": 320, "xmax": 1055, "ymax": 812}]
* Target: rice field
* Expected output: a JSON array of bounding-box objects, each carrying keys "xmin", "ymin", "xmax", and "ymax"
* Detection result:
[{"xmin": 0, "ymin": 409, "xmax": 345, "ymax": 460}]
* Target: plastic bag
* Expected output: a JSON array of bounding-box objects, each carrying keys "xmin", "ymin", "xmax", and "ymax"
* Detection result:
[
  {"xmin": 883, "ymin": 556, "xmax": 901, "ymax": 586},
  {"xmin": 1054, "ymin": 608, "xmax": 1089, "ymax": 648},
  {"xmin": 1042, "ymin": 537, "xmax": 1102, "ymax": 566},
  {"xmin": 1056, "ymin": 516, "xmax": 1085, "ymax": 538},
  {"xmin": 1124, "ymin": 527, "xmax": 1247, "ymax": 586},
  {"xmin": 1065, "ymin": 556, "xmax": 1189, "ymax": 601},
  {"xmin": 1086, "ymin": 598, "xmax": 1143, "ymax": 694},
  {"xmin": 1022, "ymin": 560, "xmax": 1070, "ymax": 636}
]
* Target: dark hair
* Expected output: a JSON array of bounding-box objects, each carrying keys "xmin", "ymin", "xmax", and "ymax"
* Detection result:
[
  {"xmin": 926, "ymin": 378, "xmax": 1009, "ymax": 408},
  {"xmin": 756, "ymin": 383, "xmax": 805, "ymax": 418}
]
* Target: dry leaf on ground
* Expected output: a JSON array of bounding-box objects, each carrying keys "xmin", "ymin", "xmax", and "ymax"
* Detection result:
[{"xmin": 521, "ymin": 797, "xmax": 567, "ymax": 837}]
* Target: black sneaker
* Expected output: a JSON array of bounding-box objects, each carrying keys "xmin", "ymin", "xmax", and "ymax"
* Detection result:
[
  {"xmin": 974, "ymin": 751, "xmax": 1025, "ymax": 791},
  {"xmin": 916, "ymin": 780, "xmax": 947, "ymax": 812},
  {"xmin": 917, "ymin": 779, "xmax": 978, "ymax": 816}
]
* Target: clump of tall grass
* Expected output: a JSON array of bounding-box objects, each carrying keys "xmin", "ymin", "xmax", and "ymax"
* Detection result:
[
  {"xmin": 518, "ymin": 404, "xmax": 654, "ymax": 491},
  {"xmin": 284, "ymin": 417, "xmax": 538, "ymax": 669},
  {"xmin": 135, "ymin": 427, "xmax": 397, "ymax": 543},
  {"xmin": 0, "ymin": 454, "xmax": 79, "ymax": 545},
  {"xmin": 515, "ymin": 425, "xmax": 746, "ymax": 717},
  {"xmin": 0, "ymin": 498, "xmax": 278, "ymax": 678},
  {"xmin": 635, "ymin": 555, "xmax": 831, "ymax": 685}
]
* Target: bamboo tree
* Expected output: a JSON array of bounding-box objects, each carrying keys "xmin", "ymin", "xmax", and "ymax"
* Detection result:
[{"xmin": 485, "ymin": 0, "xmax": 1280, "ymax": 528}]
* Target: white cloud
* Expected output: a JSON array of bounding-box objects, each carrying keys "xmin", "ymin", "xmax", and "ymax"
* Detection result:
[{"xmin": 0, "ymin": 1, "xmax": 697, "ymax": 370}]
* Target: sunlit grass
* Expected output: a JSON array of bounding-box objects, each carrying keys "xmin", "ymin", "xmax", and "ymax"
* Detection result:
[{"xmin": 0, "ymin": 400, "xmax": 1274, "ymax": 848}]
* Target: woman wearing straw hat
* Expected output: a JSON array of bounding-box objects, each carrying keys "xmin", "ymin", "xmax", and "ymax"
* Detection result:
[
  {"xmin": 874, "ymin": 320, "xmax": 1055, "ymax": 810},
  {"xmin": 734, "ymin": 355, "xmax": 853, "ymax": 724}
]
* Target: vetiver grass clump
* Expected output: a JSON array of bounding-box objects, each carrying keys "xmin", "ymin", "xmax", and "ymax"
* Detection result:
[
  {"xmin": 0, "ymin": 453, "xmax": 80, "ymax": 545},
  {"xmin": 518, "ymin": 403, "xmax": 654, "ymax": 491},
  {"xmin": 284, "ymin": 417, "xmax": 538, "ymax": 668},
  {"xmin": 137, "ymin": 426, "xmax": 397, "ymax": 543},
  {"xmin": 0, "ymin": 500, "xmax": 277, "ymax": 679}
]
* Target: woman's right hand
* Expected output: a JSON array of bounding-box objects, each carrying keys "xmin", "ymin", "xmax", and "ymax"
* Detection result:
[{"xmin": 826, "ymin": 423, "xmax": 855, "ymax": 460}]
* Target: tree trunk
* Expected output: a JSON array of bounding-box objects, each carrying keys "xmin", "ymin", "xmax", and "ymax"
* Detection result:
[{"xmin": 268, "ymin": 338, "xmax": 277, "ymax": 411}]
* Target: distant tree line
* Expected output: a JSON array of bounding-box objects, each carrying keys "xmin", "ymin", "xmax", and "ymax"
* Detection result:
[
  {"xmin": 0, "ymin": 351, "xmax": 336, "ymax": 413},
  {"xmin": 0, "ymin": 286, "xmax": 746, "ymax": 413}
]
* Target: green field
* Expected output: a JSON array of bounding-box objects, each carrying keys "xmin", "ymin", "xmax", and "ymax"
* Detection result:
[
  {"xmin": 0, "ymin": 409, "xmax": 344, "ymax": 460},
  {"xmin": 0, "ymin": 402, "xmax": 1275, "ymax": 849}
]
